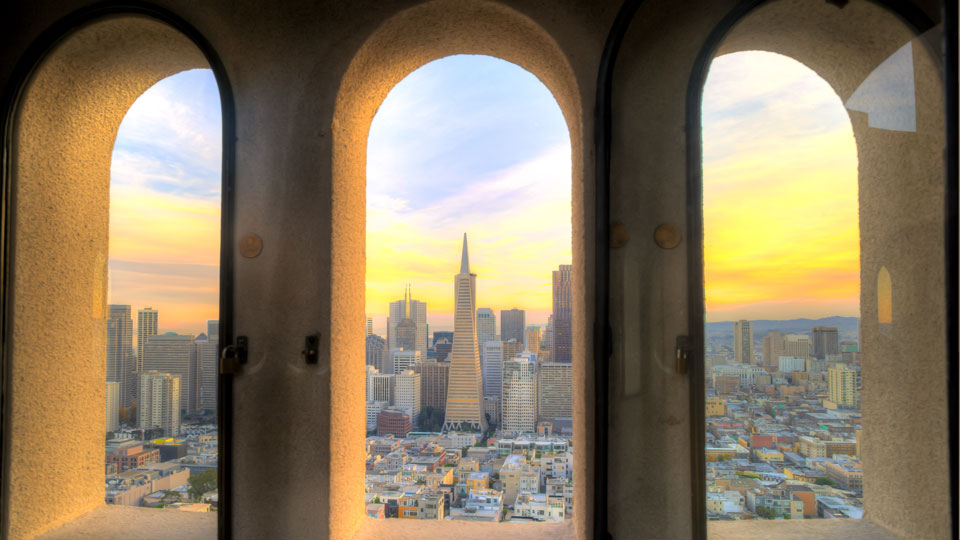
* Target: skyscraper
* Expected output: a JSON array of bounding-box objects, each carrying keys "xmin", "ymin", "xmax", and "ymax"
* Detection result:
[
  {"xmin": 365, "ymin": 316, "xmax": 373, "ymax": 337},
  {"xmin": 389, "ymin": 288, "xmax": 427, "ymax": 357},
  {"xmin": 389, "ymin": 349, "xmax": 420, "ymax": 375},
  {"xmin": 526, "ymin": 326, "xmax": 542, "ymax": 357},
  {"xmin": 196, "ymin": 320, "xmax": 219, "ymax": 413},
  {"xmin": 107, "ymin": 305, "xmax": 136, "ymax": 407},
  {"xmin": 414, "ymin": 360, "xmax": 449, "ymax": 412},
  {"xmin": 477, "ymin": 308, "xmax": 496, "ymax": 346},
  {"xmin": 551, "ymin": 264, "xmax": 572, "ymax": 363},
  {"xmin": 538, "ymin": 362, "xmax": 572, "ymax": 421},
  {"xmin": 502, "ymin": 340, "xmax": 524, "ymax": 366},
  {"xmin": 136, "ymin": 307, "xmax": 159, "ymax": 372},
  {"xmin": 762, "ymin": 331, "xmax": 786, "ymax": 370},
  {"xmin": 394, "ymin": 370, "xmax": 422, "ymax": 425},
  {"xmin": 105, "ymin": 381, "xmax": 120, "ymax": 433},
  {"xmin": 143, "ymin": 333, "xmax": 198, "ymax": 412},
  {"xmin": 365, "ymin": 334, "xmax": 387, "ymax": 372},
  {"xmin": 828, "ymin": 363, "xmax": 858, "ymax": 408},
  {"xmin": 481, "ymin": 340, "xmax": 504, "ymax": 398},
  {"xmin": 442, "ymin": 234, "xmax": 487, "ymax": 432},
  {"xmin": 396, "ymin": 286, "xmax": 418, "ymax": 352},
  {"xmin": 733, "ymin": 320, "xmax": 753, "ymax": 365},
  {"xmin": 138, "ymin": 371, "xmax": 181, "ymax": 437},
  {"xmin": 502, "ymin": 352, "xmax": 537, "ymax": 434},
  {"xmin": 812, "ymin": 326, "xmax": 840, "ymax": 360},
  {"xmin": 500, "ymin": 309, "xmax": 526, "ymax": 344}
]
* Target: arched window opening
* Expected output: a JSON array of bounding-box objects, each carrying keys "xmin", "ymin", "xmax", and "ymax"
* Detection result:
[
  {"xmin": 363, "ymin": 54, "xmax": 575, "ymax": 523},
  {"xmin": 105, "ymin": 68, "xmax": 221, "ymax": 517},
  {"xmin": 877, "ymin": 267, "xmax": 892, "ymax": 325},
  {"xmin": 702, "ymin": 51, "xmax": 862, "ymax": 522},
  {"xmin": 5, "ymin": 15, "xmax": 222, "ymax": 539}
]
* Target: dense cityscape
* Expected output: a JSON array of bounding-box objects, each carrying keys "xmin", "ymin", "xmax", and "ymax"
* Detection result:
[
  {"xmin": 704, "ymin": 319, "xmax": 863, "ymax": 520},
  {"xmin": 104, "ymin": 311, "xmax": 220, "ymax": 511},
  {"xmin": 100, "ymin": 237, "xmax": 864, "ymax": 524},
  {"xmin": 362, "ymin": 234, "xmax": 574, "ymax": 522}
]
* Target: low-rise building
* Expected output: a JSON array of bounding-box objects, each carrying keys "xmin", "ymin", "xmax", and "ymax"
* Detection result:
[{"xmin": 514, "ymin": 493, "xmax": 565, "ymax": 522}]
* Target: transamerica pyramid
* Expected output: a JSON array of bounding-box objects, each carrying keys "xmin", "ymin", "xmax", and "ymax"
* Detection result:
[{"xmin": 442, "ymin": 233, "xmax": 488, "ymax": 432}]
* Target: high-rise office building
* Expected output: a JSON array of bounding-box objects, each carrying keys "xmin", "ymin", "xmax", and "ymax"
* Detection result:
[
  {"xmin": 442, "ymin": 234, "xmax": 487, "ymax": 432},
  {"xmin": 389, "ymin": 349, "xmax": 420, "ymax": 375},
  {"xmin": 365, "ymin": 316, "xmax": 373, "ymax": 337},
  {"xmin": 195, "ymin": 320, "xmax": 219, "ymax": 413},
  {"xmin": 481, "ymin": 340, "xmax": 504, "ymax": 398},
  {"xmin": 105, "ymin": 381, "xmax": 120, "ymax": 433},
  {"xmin": 551, "ymin": 265, "xmax": 572, "ymax": 363},
  {"xmin": 365, "ymin": 334, "xmax": 387, "ymax": 372},
  {"xmin": 733, "ymin": 320, "xmax": 753, "ymax": 365},
  {"xmin": 434, "ymin": 336, "xmax": 453, "ymax": 362},
  {"xmin": 394, "ymin": 370, "xmax": 421, "ymax": 425},
  {"xmin": 414, "ymin": 360, "xmax": 449, "ymax": 411},
  {"xmin": 502, "ymin": 340, "xmax": 524, "ymax": 365},
  {"xmin": 395, "ymin": 285, "xmax": 418, "ymax": 351},
  {"xmin": 538, "ymin": 362, "xmax": 572, "ymax": 421},
  {"xmin": 477, "ymin": 308, "xmax": 496, "ymax": 348},
  {"xmin": 500, "ymin": 309, "xmax": 526, "ymax": 345},
  {"xmin": 502, "ymin": 352, "xmax": 537, "ymax": 434},
  {"xmin": 784, "ymin": 333, "xmax": 812, "ymax": 358},
  {"xmin": 143, "ymin": 333, "xmax": 198, "ymax": 412},
  {"xmin": 389, "ymin": 287, "xmax": 427, "ymax": 357},
  {"xmin": 107, "ymin": 305, "xmax": 136, "ymax": 407},
  {"xmin": 762, "ymin": 331, "xmax": 786, "ymax": 370},
  {"xmin": 813, "ymin": 326, "xmax": 840, "ymax": 360},
  {"xmin": 367, "ymin": 371, "xmax": 395, "ymax": 403},
  {"xmin": 526, "ymin": 326, "xmax": 542, "ymax": 357},
  {"xmin": 138, "ymin": 371, "xmax": 181, "ymax": 437},
  {"xmin": 828, "ymin": 363, "xmax": 858, "ymax": 408},
  {"xmin": 136, "ymin": 307, "xmax": 159, "ymax": 372}
]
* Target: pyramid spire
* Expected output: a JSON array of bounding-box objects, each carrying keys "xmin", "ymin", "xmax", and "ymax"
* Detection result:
[{"xmin": 460, "ymin": 233, "xmax": 470, "ymax": 274}]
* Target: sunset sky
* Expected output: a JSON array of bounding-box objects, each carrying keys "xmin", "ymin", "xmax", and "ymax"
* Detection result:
[{"xmin": 108, "ymin": 51, "xmax": 860, "ymax": 335}]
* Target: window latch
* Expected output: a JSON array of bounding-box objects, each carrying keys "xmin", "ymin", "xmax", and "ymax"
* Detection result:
[
  {"xmin": 220, "ymin": 335, "xmax": 248, "ymax": 374},
  {"xmin": 676, "ymin": 335, "xmax": 692, "ymax": 375},
  {"xmin": 302, "ymin": 334, "xmax": 320, "ymax": 364}
]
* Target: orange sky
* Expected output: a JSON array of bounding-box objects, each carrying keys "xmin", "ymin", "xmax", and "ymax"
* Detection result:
[{"xmin": 702, "ymin": 52, "xmax": 860, "ymax": 322}]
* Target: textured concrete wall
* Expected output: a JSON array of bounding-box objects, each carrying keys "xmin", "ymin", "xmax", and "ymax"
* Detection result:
[
  {"xmin": 608, "ymin": 0, "xmax": 947, "ymax": 538},
  {"xmin": 6, "ymin": 16, "xmax": 206, "ymax": 539},
  {"xmin": 0, "ymin": 0, "xmax": 949, "ymax": 539}
]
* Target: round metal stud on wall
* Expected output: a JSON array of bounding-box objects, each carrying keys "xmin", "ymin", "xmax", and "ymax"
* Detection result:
[
  {"xmin": 654, "ymin": 223, "xmax": 682, "ymax": 249},
  {"xmin": 239, "ymin": 233, "xmax": 263, "ymax": 258}
]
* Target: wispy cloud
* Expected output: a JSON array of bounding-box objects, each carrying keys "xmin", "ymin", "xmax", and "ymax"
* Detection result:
[{"xmin": 109, "ymin": 69, "xmax": 221, "ymax": 332}]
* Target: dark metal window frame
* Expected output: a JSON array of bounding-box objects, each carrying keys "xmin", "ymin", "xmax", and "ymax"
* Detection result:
[
  {"xmin": 594, "ymin": 1, "xmax": 957, "ymax": 539},
  {"xmin": 0, "ymin": 3, "xmax": 237, "ymax": 538}
]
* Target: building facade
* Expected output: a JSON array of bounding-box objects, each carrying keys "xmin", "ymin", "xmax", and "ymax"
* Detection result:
[
  {"xmin": 551, "ymin": 264, "xmax": 572, "ymax": 363},
  {"xmin": 107, "ymin": 304, "xmax": 136, "ymax": 407},
  {"xmin": 500, "ymin": 308, "xmax": 526, "ymax": 345},
  {"xmin": 142, "ymin": 333, "xmax": 198, "ymax": 412},
  {"xmin": 414, "ymin": 360, "xmax": 448, "ymax": 412},
  {"xmin": 442, "ymin": 234, "xmax": 487, "ymax": 432},
  {"xmin": 481, "ymin": 340, "xmax": 503, "ymax": 399},
  {"xmin": 138, "ymin": 371, "xmax": 181, "ymax": 437},
  {"xmin": 812, "ymin": 326, "xmax": 840, "ymax": 359},
  {"xmin": 105, "ymin": 381, "xmax": 120, "ymax": 433},
  {"xmin": 733, "ymin": 320, "xmax": 753, "ymax": 365},
  {"xmin": 136, "ymin": 307, "xmax": 158, "ymax": 373},
  {"xmin": 538, "ymin": 362, "xmax": 573, "ymax": 421},
  {"xmin": 502, "ymin": 353, "xmax": 537, "ymax": 434}
]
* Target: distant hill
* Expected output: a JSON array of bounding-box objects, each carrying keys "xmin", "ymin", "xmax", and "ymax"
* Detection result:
[{"xmin": 706, "ymin": 316, "xmax": 860, "ymax": 343}]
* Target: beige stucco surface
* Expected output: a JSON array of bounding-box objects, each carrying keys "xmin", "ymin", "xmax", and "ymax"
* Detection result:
[
  {"xmin": 33, "ymin": 506, "xmax": 215, "ymax": 540},
  {"xmin": 6, "ymin": 16, "xmax": 206, "ymax": 540},
  {"xmin": 0, "ymin": 0, "xmax": 950, "ymax": 539}
]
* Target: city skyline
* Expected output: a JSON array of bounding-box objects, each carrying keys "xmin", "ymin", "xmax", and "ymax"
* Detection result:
[{"xmin": 110, "ymin": 52, "xmax": 862, "ymax": 335}]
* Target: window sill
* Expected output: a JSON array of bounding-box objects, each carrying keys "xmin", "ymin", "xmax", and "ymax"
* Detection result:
[
  {"xmin": 352, "ymin": 517, "xmax": 573, "ymax": 540},
  {"xmin": 33, "ymin": 504, "xmax": 216, "ymax": 540},
  {"xmin": 709, "ymin": 518, "xmax": 902, "ymax": 540}
]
